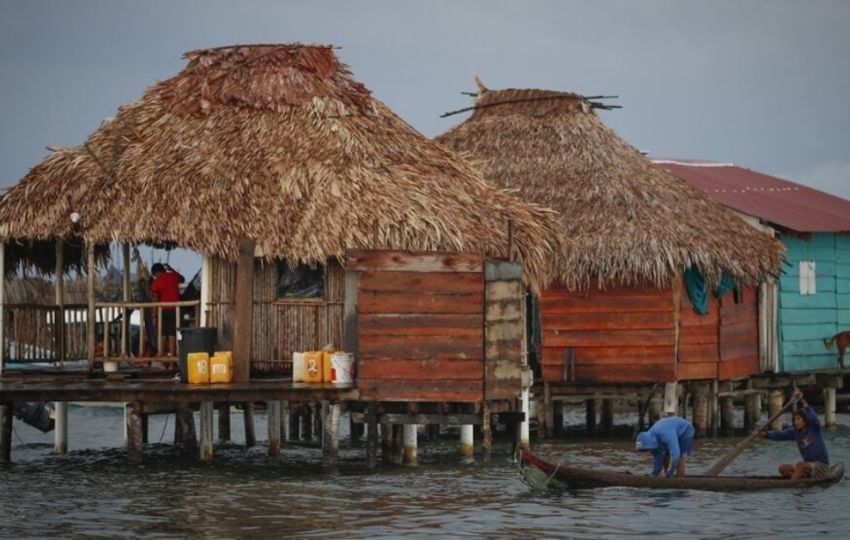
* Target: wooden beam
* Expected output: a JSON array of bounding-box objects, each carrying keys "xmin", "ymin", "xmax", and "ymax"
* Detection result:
[
  {"xmin": 126, "ymin": 401, "xmax": 143, "ymax": 464},
  {"xmin": 200, "ymin": 401, "xmax": 214, "ymax": 461},
  {"xmin": 86, "ymin": 242, "xmax": 96, "ymax": 371},
  {"xmin": 351, "ymin": 412, "xmax": 483, "ymax": 425},
  {"xmin": 232, "ymin": 239, "xmax": 255, "ymax": 383}
]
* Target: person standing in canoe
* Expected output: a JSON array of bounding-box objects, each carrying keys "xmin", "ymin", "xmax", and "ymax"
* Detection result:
[
  {"xmin": 635, "ymin": 416, "xmax": 695, "ymax": 478},
  {"xmin": 756, "ymin": 388, "xmax": 830, "ymax": 480}
]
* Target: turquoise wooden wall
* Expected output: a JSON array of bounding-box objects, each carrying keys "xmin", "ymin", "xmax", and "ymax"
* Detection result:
[{"xmin": 778, "ymin": 233, "xmax": 850, "ymax": 371}]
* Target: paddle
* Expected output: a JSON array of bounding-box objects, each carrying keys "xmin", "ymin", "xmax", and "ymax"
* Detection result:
[{"xmin": 704, "ymin": 394, "xmax": 798, "ymax": 477}]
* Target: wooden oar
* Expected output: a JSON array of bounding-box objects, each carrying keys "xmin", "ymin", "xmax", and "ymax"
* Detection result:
[{"xmin": 704, "ymin": 395, "xmax": 798, "ymax": 477}]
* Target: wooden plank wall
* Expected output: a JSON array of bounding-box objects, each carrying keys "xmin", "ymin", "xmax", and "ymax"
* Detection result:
[
  {"xmin": 779, "ymin": 233, "xmax": 850, "ymax": 371},
  {"xmin": 484, "ymin": 261, "xmax": 524, "ymax": 401},
  {"xmin": 718, "ymin": 287, "xmax": 759, "ymax": 380},
  {"xmin": 540, "ymin": 285, "xmax": 676, "ymax": 383},
  {"xmin": 349, "ymin": 250, "xmax": 485, "ymax": 402},
  {"xmin": 678, "ymin": 289, "xmax": 719, "ymax": 380},
  {"xmin": 208, "ymin": 257, "xmax": 344, "ymax": 373}
]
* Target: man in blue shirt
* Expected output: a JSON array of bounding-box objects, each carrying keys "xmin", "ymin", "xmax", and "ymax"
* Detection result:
[
  {"xmin": 757, "ymin": 388, "xmax": 830, "ymax": 480},
  {"xmin": 635, "ymin": 416, "xmax": 695, "ymax": 477}
]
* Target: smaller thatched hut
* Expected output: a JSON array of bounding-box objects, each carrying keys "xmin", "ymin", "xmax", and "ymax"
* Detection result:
[
  {"xmin": 0, "ymin": 46, "xmax": 561, "ymax": 405},
  {"xmin": 437, "ymin": 81, "xmax": 784, "ymax": 385}
]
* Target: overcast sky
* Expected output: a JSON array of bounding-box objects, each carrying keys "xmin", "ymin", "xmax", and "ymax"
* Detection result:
[{"xmin": 1, "ymin": 0, "xmax": 849, "ymax": 270}]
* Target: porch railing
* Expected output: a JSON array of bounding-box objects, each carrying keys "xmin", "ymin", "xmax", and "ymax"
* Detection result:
[{"xmin": 2, "ymin": 300, "xmax": 201, "ymax": 368}]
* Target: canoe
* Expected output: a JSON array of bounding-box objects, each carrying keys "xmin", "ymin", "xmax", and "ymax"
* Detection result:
[{"xmin": 518, "ymin": 448, "xmax": 845, "ymax": 492}]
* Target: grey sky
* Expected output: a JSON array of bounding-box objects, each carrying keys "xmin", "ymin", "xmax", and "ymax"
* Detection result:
[{"xmin": 1, "ymin": 0, "xmax": 849, "ymax": 268}]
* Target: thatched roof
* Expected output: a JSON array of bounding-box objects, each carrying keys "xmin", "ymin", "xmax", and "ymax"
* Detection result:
[
  {"xmin": 0, "ymin": 45, "xmax": 559, "ymax": 286},
  {"xmin": 435, "ymin": 83, "xmax": 784, "ymax": 288}
]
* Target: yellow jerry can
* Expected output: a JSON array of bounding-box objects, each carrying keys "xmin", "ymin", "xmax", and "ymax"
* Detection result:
[
  {"xmin": 322, "ymin": 350, "xmax": 336, "ymax": 383},
  {"xmin": 303, "ymin": 351, "xmax": 324, "ymax": 383},
  {"xmin": 187, "ymin": 352, "xmax": 210, "ymax": 384},
  {"xmin": 210, "ymin": 352, "xmax": 233, "ymax": 383}
]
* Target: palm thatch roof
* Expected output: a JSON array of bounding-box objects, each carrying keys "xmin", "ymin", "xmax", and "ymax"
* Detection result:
[
  {"xmin": 0, "ymin": 45, "xmax": 559, "ymax": 286},
  {"xmin": 435, "ymin": 82, "xmax": 784, "ymax": 289}
]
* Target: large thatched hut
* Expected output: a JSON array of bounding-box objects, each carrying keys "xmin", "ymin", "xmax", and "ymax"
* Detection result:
[
  {"xmin": 0, "ymin": 45, "xmax": 560, "ymax": 406},
  {"xmin": 436, "ymin": 82, "xmax": 784, "ymax": 388}
]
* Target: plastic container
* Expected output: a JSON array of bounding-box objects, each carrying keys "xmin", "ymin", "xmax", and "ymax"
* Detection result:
[
  {"xmin": 210, "ymin": 351, "xmax": 233, "ymax": 383},
  {"xmin": 330, "ymin": 352, "xmax": 354, "ymax": 385},
  {"xmin": 322, "ymin": 350, "xmax": 336, "ymax": 382},
  {"xmin": 177, "ymin": 327, "xmax": 217, "ymax": 383},
  {"xmin": 303, "ymin": 351, "xmax": 323, "ymax": 383},
  {"xmin": 292, "ymin": 352, "xmax": 306, "ymax": 382},
  {"xmin": 187, "ymin": 352, "xmax": 210, "ymax": 384}
]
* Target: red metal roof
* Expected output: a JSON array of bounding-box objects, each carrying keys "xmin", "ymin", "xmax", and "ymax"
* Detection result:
[{"xmin": 652, "ymin": 159, "xmax": 850, "ymax": 233}]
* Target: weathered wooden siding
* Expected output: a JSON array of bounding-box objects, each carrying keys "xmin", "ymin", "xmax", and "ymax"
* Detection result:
[
  {"xmin": 208, "ymin": 257, "xmax": 344, "ymax": 373},
  {"xmin": 540, "ymin": 286, "xmax": 676, "ymax": 383},
  {"xmin": 718, "ymin": 287, "xmax": 759, "ymax": 380},
  {"xmin": 484, "ymin": 261, "xmax": 524, "ymax": 400},
  {"xmin": 678, "ymin": 290, "xmax": 719, "ymax": 380},
  {"xmin": 349, "ymin": 250, "xmax": 485, "ymax": 402},
  {"xmin": 779, "ymin": 233, "xmax": 850, "ymax": 371}
]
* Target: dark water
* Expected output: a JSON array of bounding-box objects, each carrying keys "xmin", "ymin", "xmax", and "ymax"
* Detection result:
[{"xmin": 2, "ymin": 407, "xmax": 848, "ymax": 539}]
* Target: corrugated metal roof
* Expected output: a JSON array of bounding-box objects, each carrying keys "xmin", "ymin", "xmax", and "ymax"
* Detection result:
[{"xmin": 652, "ymin": 159, "xmax": 850, "ymax": 233}]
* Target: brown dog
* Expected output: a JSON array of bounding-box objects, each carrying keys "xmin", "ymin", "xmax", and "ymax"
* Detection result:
[{"xmin": 824, "ymin": 331, "xmax": 850, "ymax": 369}]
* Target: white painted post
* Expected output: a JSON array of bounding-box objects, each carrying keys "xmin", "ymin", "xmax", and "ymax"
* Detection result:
[
  {"xmin": 460, "ymin": 424, "xmax": 474, "ymax": 457},
  {"xmin": 520, "ymin": 386, "xmax": 531, "ymax": 449},
  {"xmin": 663, "ymin": 382, "xmax": 679, "ymax": 416},
  {"xmin": 200, "ymin": 255, "xmax": 211, "ymax": 327},
  {"xmin": 402, "ymin": 424, "xmax": 417, "ymax": 464},
  {"xmin": 824, "ymin": 387, "xmax": 837, "ymax": 429},
  {"xmin": 200, "ymin": 401, "xmax": 214, "ymax": 460},
  {"xmin": 53, "ymin": 402, "xmax": 68, "ymax": 454}
]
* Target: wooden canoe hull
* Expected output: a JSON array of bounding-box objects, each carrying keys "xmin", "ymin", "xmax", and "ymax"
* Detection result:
[{"xmin": 518, "ymin": 449, "xmax": 845, "ymax": 492}]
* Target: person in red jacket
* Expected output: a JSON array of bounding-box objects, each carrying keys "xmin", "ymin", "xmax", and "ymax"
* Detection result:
[{"xmin": 149, "ymin": 263, "xmax": 184, "ymax": 357}]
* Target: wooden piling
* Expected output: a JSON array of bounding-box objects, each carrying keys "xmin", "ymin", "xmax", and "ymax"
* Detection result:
[
  {"xmin": 1, "ymin": 402, "xmax": 12, "ymax": 465},
  {"xmin": 381, "ymin": 420, "xmax": 393, "ymax": 465},
  {"xmin": 460, "ymin": 424, "xmax": 474, "ymax": 457},
  {"xmin": 542, "ymin": 383, "xmax": 553, "ymax": 438},
  {"xmin": 600, "ymin": 399, "xmax": 614, "ymax": 436},
  {"xmin": 322, "ymin": 402, "xmax": 340, "ymax": 468},
  {"xmin": 586, "ymin": 399, "xmax": 597, "ymax": 435},
  {"xmin": 768, "ymin": 390, "xmax": 784, "ymax": 431},
  {"xmin": 177, "ymin": 407, "xmax": 197, "ymax": 455},
  {"xmin": 709, "ymin": 380, "xmax": 719, "ymax": 437},
  {"xmin": 663, "ymin": 382, "xmax": 678, "ymax": 416},
  {"xmin": 391, "ymin": 424, "xmax": 403, "ymax": 464},
  {"xmin": 482, "ymin": 403, "xmax": 492, "ymax": 463},
  {"xmin": 217, "ymin": 404, "xmax": 231, "ymax": 441},
  {"xmin": 553, "ymin": 401, "xmax": 564, "ymax": 437},
  {"xmin": 693, "ymin": 386, "xmax": 708, "ymax": 438},
  {"xmin": 200, "ymin": 401, "xmax": 214, "ymax": 461},
  {"xmin": 243, "ymin": 402, "xmax": 256, "ymax": 448},
  {"xmin": 744, "ymin": 393, "xmax": 761, "ymax": 431},
  {"xmin": 366, "ymin": 403, "xmax": 378, "ymax": 469},
  {"xmin": 312, "ymin": 402, "xmax": 322, "ymax": 442},
  {"xmin": 127, "ymin": 401, "xmax": 143, "ymax": 464},
  {"xmin": 54, "ymin": 401, "xmax": 68, "ymax": 454},
  {"xmin": 520, "ymin": 385, "xmax": 531, "ymax": 449},
  {"xmin": 648, "ymin": 398, "xmax": 662, "ymax": 424},
  {"xmin": 824, "ymin": 387, "xmax": 837, "ymax": 429},
  {"xmin": 267, "ymin": 400, "xmax": 281, "ymax": 456},
  {"xmin": 402, "ymin": 424, "xmax": 417, "ymax": 465},
  {"xmin": 281, "ymin": 400, "xmax": 290, "ymax": 443},
  {"xmin": 721, "ymin": 396, "xmax": 735, "ymax": 435}
]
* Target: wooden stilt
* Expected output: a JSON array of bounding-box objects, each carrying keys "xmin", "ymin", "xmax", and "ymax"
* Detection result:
[
  {"xmin": 693, "ymin": 386, "xmax": 708, "ymax": 438},
  {"xmin": 542, "ymin": 383, "xmax": 553, "ymax": 438},
  {"xmin": 290, "ymin": 403, "xmax": 301, "ymax": 441},
  {"xmin": 300, "ymin": 404, "xmax": 311, "ymax": 442},
  {"xmin": 482, "ymin": 402, "xmax": 492, "ymax": 463},
  {"xmin": 601, "ymin": 399, "xmax": 614, "ymax": 436},
  {"xmin": 312, "ymin": 402, "xmax": 322, "ymax": 442},
  {"xmin": 1, "ymin": 402, "xmax": 12, "ymax": 465},
  {"xmin": 744, "ymin": 393, "xmax": 761, "ymax": 431},
  {"xmin": 520, "ymin": 385, "xmax": 531, "ymax": 449},
  {"xmin": 402, "ymin": 424, "xmax": 417, "ymax": 465},
  {"xmin": 824, "ymin": 387, "xmax": 837, "ymax": 429},
  {"xmin": 460, "ymin": 424, "xmax": 474, "ymax": 457},
  {"xmin": 243, "ymin": 402, "xmax": 256, "ymax": 448},
  {"xmin": 350, "ymin": 410, "xmax": 364, "ymax": 442},
  {"xmin": 177, "ymin": 407, "xmax": 197, "ymax": 455},
  {"xmin": 721, "ymin": 396, "xmax": 735, "ymax": 435},
  {"xmin": 54, "ymin": 401, "xmax": 68, "ymax": 454},
  {"xmin": 768, "ymin": 390, "xmax": 784, "ymax": 431},
  {"xmin": 127, "ymin": 401, "xmax": 144, "ymax": 464},
  {"xmin": 391, "ymin": 424, "xmax": 403, "ymax": 464},
  {"xmin": 663, "ymin": 382, "xmax": 678, "ymax": 416},
  {"xmin": 648, "ymin": 398, "xmax": 662, "ymax": 424},
  {"xmin": 217, "ymin": 403, "xmax": 231, "ymax": 441},
  {"xmin": 586, "ymin": 399, "xmax": 597, "ymax": 435},
  {"xmin": 200, "ymin": 401, "xmax": 214, "ymax": 461},
  {"xmin": 381, "ymin": 420, "xmax": 393, "ymax": 465},
  {"xmin": 281, "ymin": 400, "xmax": 290, "ymax": 443},
  {"xmin": 553, "ymin": 400, "xmax": 564, "ymax": 437},
  {"xmin": 366, "ymin": 403, "xmax": 378, "ymax": 469},
  {"xmin": 709, "ymin": 380, "xmax": 719, "ymax": 437},
  {"xmin": 267, "ymin": 400, "xmax": 281, "ymax": 456},
  {"xmin": 141, "ymin": 414, "xmax": 149, "ymax": 444},
  {"xmin": 322, "ymin": 402, "xmax": 340, "ymax": 467}
]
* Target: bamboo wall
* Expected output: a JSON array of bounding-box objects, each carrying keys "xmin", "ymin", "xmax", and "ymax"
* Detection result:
[
  {"xmin": 348, "ymin": 250, "xmax": 485, "ymax": 402},
  {"xmin": 208, "ymin": 257, "xmax": 345, "ymax": 374}
]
